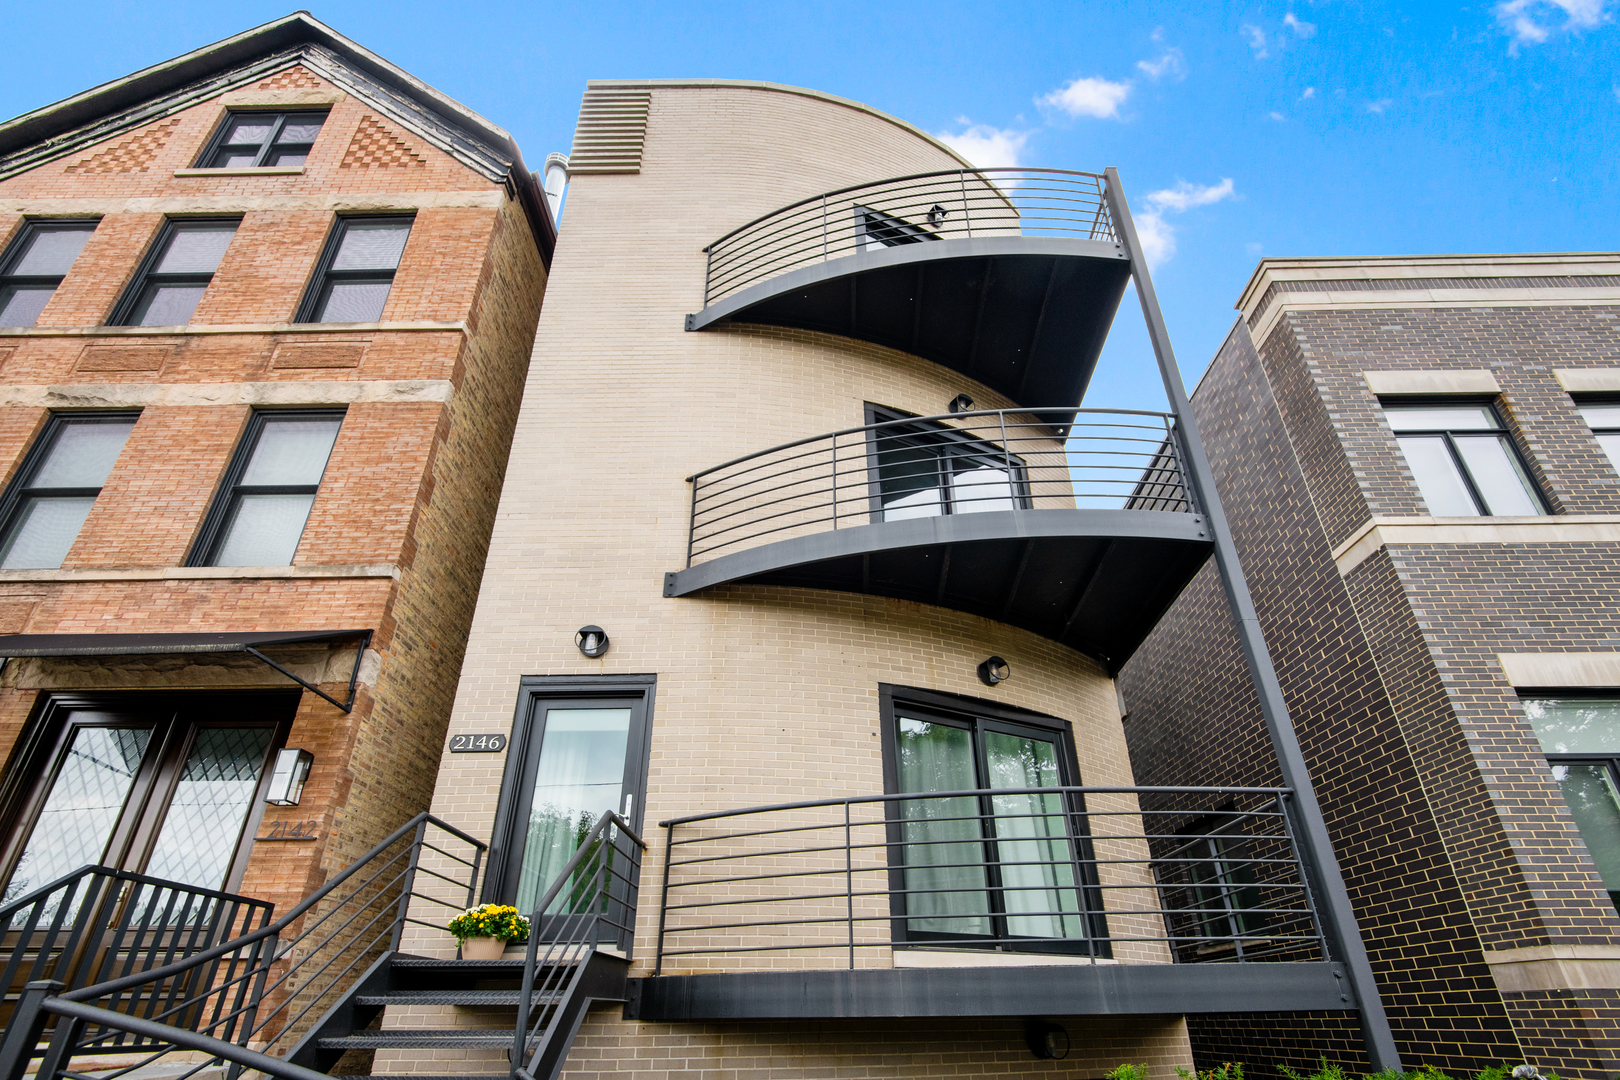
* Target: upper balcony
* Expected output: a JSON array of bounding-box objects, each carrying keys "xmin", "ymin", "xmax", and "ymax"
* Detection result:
[
  {"xmin": 664, "ymin": 408, "xmax": 1212, "ymax": 672},
  {"xmin": 686, "ymin": 169, "xmax": 1130, "ymax": 409}
]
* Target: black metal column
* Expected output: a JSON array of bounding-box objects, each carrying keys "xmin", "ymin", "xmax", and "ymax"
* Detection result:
[{"xmin": 1102, "ymin": 167, "xmax": 1401, "ymax": 1070}]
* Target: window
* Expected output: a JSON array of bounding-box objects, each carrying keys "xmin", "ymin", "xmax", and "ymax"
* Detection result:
[
  {"xmin": 1522, "ymin": 696, "xmax": 1620, "ymax": 916},
  {"xmin": 1578, "ymin": 401, "xmax": 1620, "ymax": 474},
  {"xmin": 198, "ymin": 111, "xmax": 326, "ymax": 168},
  {"xmin": 854, "ymin": 205, "xmax": 939, "ymax": 252},
  {"xmin": 0, "ymin": 413, "xmax": 137, "ymax": 569},
  {"xmin": 880, "ymin": 686, "xmax": 1105, "ymax": 954},
  {"xmin": 1383, "ymin": 401, "xmax": 1545, "ymax": 516},
  {"xmin": 110, "ymin": 219, "xmax": 239, "ymax": 327},
  {"xmin": 868, "ymin": 406, "xmax": 1028, "ymax": 522},
  {"xmin": 297, "ymin": 216, "xmax": 413, "ymax": 323},
  {"xmin": 0, "ymin": 221, "xmax": 97, "ymax": 328},
  {"xmin": 191, "ymin": 410, "xmax": 342, "ymax": 567}
]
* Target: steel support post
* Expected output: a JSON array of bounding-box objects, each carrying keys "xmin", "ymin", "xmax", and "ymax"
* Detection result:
[{"xmin": 1102, "ymin": 167, "xmax": 1400, "ymax": 1070}]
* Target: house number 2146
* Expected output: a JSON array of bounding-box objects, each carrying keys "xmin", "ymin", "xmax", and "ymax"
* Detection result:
[{"xmin": 450, "ymin": 733, "xmax": 507, "ymax": 753}]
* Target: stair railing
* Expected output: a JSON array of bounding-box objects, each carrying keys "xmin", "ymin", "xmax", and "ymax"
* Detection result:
[
  {"xmin": 0, "ymin": 812, "xmax": 486, "ymax": 1080},
  {"xmin": 511, "ymin": 810, "xmax": 645, "ymax": 1080}
]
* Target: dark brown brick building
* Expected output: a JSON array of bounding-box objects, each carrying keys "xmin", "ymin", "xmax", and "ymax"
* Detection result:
[
  {"xmin": 0, "ymin": 12, "xmax": 550, "ymax": 921},
  {"xmin": 1118, "ymin": 255, "xmax": 1620, "ymax": 1075}
]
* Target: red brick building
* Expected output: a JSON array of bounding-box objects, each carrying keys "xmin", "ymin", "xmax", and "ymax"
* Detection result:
[{"xmin": 0, "ymin": 12, "xmax": 550, "ymax": 919}]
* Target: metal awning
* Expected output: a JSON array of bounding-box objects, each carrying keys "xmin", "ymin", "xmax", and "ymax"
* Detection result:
[{"xmin": 0, "ymin": 629, "xmax": 373, "ymax": 712}]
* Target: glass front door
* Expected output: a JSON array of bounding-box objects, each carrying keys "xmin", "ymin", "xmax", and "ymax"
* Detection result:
[
  {"xmin": 891, "ymin": 704, "xmax": 1097, "ymax": 951},
  {"xmin": 1, "ymin": 696, "xmax": 290, "ymax": 904}
]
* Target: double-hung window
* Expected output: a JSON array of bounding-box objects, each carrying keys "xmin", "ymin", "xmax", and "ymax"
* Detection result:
[
  {"xmin": 1383, "ymin": 401, "xmax": 1545, "ymax": 516},
  {"xmin": 0, "ymin": 221, "xmax": 97, "ymax": 328},
  {"xmin": 191, "ymin": 410, "xmax": 343, "ymax": 567},
  {"xmin": 868, "ymin": 407, "xmax": 1028, "ymax": 521},
  {"xmin": 111, "ymin": 219, "xmax": 239, "ymax": 327},
  {"xmin": 198, "ymin": 111, "xmax": 326, "ymax": 168},
  {"xmin": 0, "ymin": 413, "xmax": 137, "ymax": 569},
  {"xmin": 1522, "ymin": 696, "xmax": 1620, "ymax": 916},
  {"xmin": 1577, "ymin": 401, "xmax": 1620, "ymax": 474},
  {"xmin": 297, "ymin": 216, "xmax": 413, "ymax": 324}
]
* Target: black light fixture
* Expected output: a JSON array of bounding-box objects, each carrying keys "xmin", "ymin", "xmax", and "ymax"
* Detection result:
[
  {"xmin": 977, "ymin": 656, "xmax": 1010, "ymax": 686},
  {"xmin": 1024, "ymin": 1020, "xmax": 1070, "ymax": 1060},
  {"xmin": 927, "ymin": 204, "xmax": 949, "ymax": 226},
  {"xmin": 265, "ymin": 748, "xmax": 313, "ymax": 806},
  {"xmin": 949, "ymin": 393, "xmax": 974, "ymax": 414},
  {"xmin": 575, "ymin": 625, "xmax": 610, "ymax": 658}
]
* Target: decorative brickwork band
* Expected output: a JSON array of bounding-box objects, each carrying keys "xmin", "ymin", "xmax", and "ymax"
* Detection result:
[
  {"xmin": 341, "ymin": 116, "xmax": 426, "ymax": 169},
  {"xmin": 65, "ymin": 118, "xmax": 182, "ymax": 174},
  {"xmin": 257, "ymin": 65, "xmax": 324, "ymax": 90},
  {"xmin": 569, "ymin": 89, "xmax": 650, "ymax": 174}
]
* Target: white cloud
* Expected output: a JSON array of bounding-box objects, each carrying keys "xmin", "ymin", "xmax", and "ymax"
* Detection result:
[
  {"xmin": 1495, "ymin": 0, "xmax": 1611, "ymax": 51},
  {"xmin": 1137, "ymin": 48, "xmax": 1186, "ymax": 81},
  {"xmin": 934, "ymin": 123, "xmax": 1032, "ymax": 168},
  {"xmin": 1365, "ymin": 98, "xmax": 1395, "ymax": 114},
  {"xmin": 1241, "ymin": 24, "xmax": 1269, "ymax": 57},
  {"xmin": 1283, "ymin": 12, "xmax": 1318, "ymax": 37},
  {"xmin": 1301, "ymin": 86, "xmax": 1317, "ymax": 99},
  {"xmin": 1268, "ymin": 111, "xmax": 1287, "ymax": 121},
  {"xmin": 1133, "ymin": 178, "xmax": 1238, "ymax": 269},
  {"xmin": 1038, "ymin": 76, "xmax": 1131, "ymax": 119}
]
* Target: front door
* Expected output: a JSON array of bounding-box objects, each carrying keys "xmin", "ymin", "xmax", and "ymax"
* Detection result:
[
  {"xmin": 0, "ymin": 694, "xmax": 293, "ymax": 904},
  {"xmin": 491, "ymin": 688, "xmax": 651, "ymax": 916}
]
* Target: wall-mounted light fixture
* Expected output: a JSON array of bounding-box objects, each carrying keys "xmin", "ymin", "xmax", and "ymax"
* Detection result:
[
  {"xmin": 948, "ymin": 394, "xmax": 974, "ymax": 414},
  {"xmin": 265, "ymin": 748, "xmax": 313, "ymax": 806},
  {"xmin": 927, "ymin": 204, "xmax": 949, "ymax": 226},
  {"xmin": 576, "ymin": 625, "xmax": 610, "ymax": 658},
  {"xmin": 1024, "ymin": 1020, "xmax": 1069, "ymax": 1060},
  {"xmin": 977, "ymin": 656, "xmax": 1011, "ymax": 686}
]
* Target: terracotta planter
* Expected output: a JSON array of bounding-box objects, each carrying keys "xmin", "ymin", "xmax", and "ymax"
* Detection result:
[{"xmin": 460, "ymin": 936, "xmax": 505, "ymax": 960}]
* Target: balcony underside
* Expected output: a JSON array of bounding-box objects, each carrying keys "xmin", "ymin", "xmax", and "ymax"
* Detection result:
[
  {"xmin": 687, "ymin": 238, "xmax": 1131, "ymax": 411},
  {"xmin": 664, "ymin": 509, "xmax": 1212, "ymax": 673},
  {"xmin": 629, "ymin": 960, "xmax": 1352, "ymax": 1020}
]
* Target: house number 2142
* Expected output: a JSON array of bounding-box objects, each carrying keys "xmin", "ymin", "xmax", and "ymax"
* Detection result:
[{"xmin": 450, "ymin": 733, "xmax": 507, "ymax": 753}]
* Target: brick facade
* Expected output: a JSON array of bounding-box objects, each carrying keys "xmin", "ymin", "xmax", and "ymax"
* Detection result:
[{"xmin": 1120, "ymin": 257, "xmax": 1620, "ymax": 1074}]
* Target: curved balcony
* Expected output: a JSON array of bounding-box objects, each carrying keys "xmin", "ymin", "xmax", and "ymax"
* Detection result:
[
  {"xmin": 664, "ymin": 409, "xmax": 1212, "ymax": 671},
  {"xmin": 686, "ymin": 168, "xmax": 1132, "ymax": 410}
]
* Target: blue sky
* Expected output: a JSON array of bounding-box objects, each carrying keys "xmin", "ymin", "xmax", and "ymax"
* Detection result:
[{"xmin": 4, "ymin": 1, "xmax": 1617, "ymax": 409}]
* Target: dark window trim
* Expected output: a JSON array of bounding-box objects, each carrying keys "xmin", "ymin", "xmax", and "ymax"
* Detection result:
[
  {"xmin": 0, "ymin": 690, "xmax": 298, "ymax": 896},
  {"xmin": 294, "ymin": 214, "xmax": 415, "ymax": 324},
  {"xmin": 863, "ymin": 403, "xmax": 1031, "ymax": 523},
  {"xmin": 482, "ymin": 674, "xmax": 656, "ymax": 926},
  {"xmin": 107, "ymin": 217, "xmax": 241, "ymax": 327},
  {"xmin": 1573, "ymin": 393, "xmax": 1620, "ymax": 435},
  {"xmin": 0, "ymin": 219, "xmax": 100, "ymax": 313},
  {"xmin": 853, "ymin": 205, "xmax": 938, "ymax": 249},
  {"xmin": 876, "ymin": 683, "xmax": 1108, "ymax": 956},
  {"xmin": 0, "ymin": 411, "xmax": 141, "ymax": 565},
  {"xmin": 186, "ymin": 407, "xmax": 345, "ymax": 567},
  {"xmin": 1379, "ymin": 395, "xmax": 1550, "ymax": 516},
  {"xmin": 1517, "ymin": 692, "xmax": 1620, "ymax": 915},
  {"xmin": 194, "ymin": 108, "xmax": 330, "ymax": 170}
]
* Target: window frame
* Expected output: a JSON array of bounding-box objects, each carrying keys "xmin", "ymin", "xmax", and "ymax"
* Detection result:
[
  {"xmin": 0, "ymin": 411, "xmax": 140, "ymax": 570},
  {"xmin": 853, "ymin": 205, "xmax": 939, "ymax": 251},
  {"xmin": 1519, "ymin": 690, "xmax": 1620, "ymax": 915},
  {"xmin": 194, "ymin": 109, "xmax": 329, "ymax": 170},
  {"xmin": 186, "ymin": 408, "xmax": 345, "ymax": 568},
  {"xmin": 1574, "ymin": 394, "xmax": 1620, "ymax": 474},
  {"xmin": 863, "ymin": 403, "xmax": 1032, "ymax": 523},
  {"xmin": 1380, "ymin": 395, "xmax": 1548, "ymax": 517},
  {"xmin": 107, "ymin": 217, "xmax": 241, "ymax": 328},
  {"xmin": 294, "ymin": 214, "xmax": 415, "ymax": 325},
  {"xmin": 877, "ymin": 684, "xmax": 1108, "ymax": 955},
  {"xmin": 0, "ymin": 219, "xmax": 100, "ymax": 328}
]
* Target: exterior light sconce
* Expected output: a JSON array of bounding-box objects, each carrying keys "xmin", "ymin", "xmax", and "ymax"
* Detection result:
[
  {"xmin": 927, "ymin": 204, "xmax": 949, "ymax": 226},
  {"xmin": 576, "ymin": 625, "xmax": 610, "ymax": 658},
  {"xmin": 978, "ymin": 656, "xmax": 1010, "ymax": 686},
  {"xmin": 948, "ymin": 394, "xmax": 974, "ymax": 414},
  {"xmin": 265, "ymin": 748, "xmax": 313, "ymax": 806},
  {"xmin": 1024, "ymin": 1020, "xmax": 1069, "ymax": 1060}
]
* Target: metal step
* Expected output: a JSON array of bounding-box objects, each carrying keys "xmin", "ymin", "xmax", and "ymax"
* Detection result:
[
  {"xmin": 316, "ymin": 1029, "xmax": 515, "ymax": 1049},
  {"xmin": 355, "ymin": 990, "xmax": 560, "ymax": 1006},
  {"xmin": 368, "ymin": 1075, "xmax": 508, "ymax": 1080},
  {"xmin": 389, "ymin": 956, "xmax": 530, "ymax": 969}
]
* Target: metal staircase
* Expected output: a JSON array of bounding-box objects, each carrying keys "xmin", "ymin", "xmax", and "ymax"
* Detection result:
[{"xmin": 0, "ymin": 810, "xmax": 645, "ymax": 1080}]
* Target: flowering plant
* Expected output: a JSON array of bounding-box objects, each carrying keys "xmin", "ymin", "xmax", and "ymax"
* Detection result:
[{"xmin": 446, "ymin": 904, "xmax": 530, "ymax": 944}]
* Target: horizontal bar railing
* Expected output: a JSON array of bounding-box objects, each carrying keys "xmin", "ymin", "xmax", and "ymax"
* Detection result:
[
  {"xmin": 699, "ymin": 168, "xmax": 1116, "ymax": 307},
  {"xmin": 0, "ymin": 813, "xmax": 487, "ymax": 1080},
  {"xmin": 654, "ymin": 786, "xmax": 1325, "ymax": 974},
  {"xmin": 683, "ymin": 408, "xmax": 1194, "ymax": 567}
]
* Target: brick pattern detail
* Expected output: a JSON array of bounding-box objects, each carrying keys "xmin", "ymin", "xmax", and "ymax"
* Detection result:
[
  {"xmin": 341, "ymin": 116, "xmax": 426, "ymax": 169},
  {"xmin": 65, "ymin": 118, "xmax": 181, "ymax": 174},
  {"xmin": 258, "ymin": 66, "xmax": 324, "ymax": 90},
  {"xmin": 1504, "ymin": 989, "xmax": 1620, "ymax": 1077}
]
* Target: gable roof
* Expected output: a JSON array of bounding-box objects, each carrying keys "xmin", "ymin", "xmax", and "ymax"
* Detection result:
[{"xmin": 0, "ymin": 11, "xmax": 555, "ymax": 265}]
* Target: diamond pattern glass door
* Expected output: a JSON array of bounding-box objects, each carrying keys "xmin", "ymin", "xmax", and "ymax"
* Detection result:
[{"xmin": 145, "ymin": 727, "xmax": 276, "ymax": 890}]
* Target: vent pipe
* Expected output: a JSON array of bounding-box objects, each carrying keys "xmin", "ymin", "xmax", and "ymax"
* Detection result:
[{"xmin": 542, "ymin": 153, "xmax": 570, "ymax": 222}]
